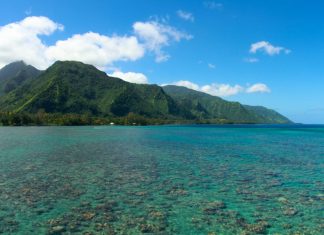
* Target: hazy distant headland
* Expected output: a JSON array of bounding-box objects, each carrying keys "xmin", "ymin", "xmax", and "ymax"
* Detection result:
[{"xmin": 0, "ymin": 61, "xmax": 292, "ymax": 126}]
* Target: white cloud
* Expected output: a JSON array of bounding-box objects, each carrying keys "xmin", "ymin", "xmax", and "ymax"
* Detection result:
[
  {"xmin": 133, "ymin": 21, "xmax": 192, "ymax": 62},
  {"xmin": 171, "ymin": 80, "xmax": 200, "ymax": 90},
  {"xmin": 0, "ymin": 16, "xmax": 63, "ymax": 69},
  {"xmin": 204, "ymin": 1, "xmax": 223, "ymax": 10},
  {"xmin": 208, "ymin": 63, "xmax": 216, "ymax": 69},
  {"xmin": 46, "ymin": 32, "xmax": 145, "ymax": 69},
  {"xmin": 250, "ymin": 41, "xmax": 291, "ymax": 56},
  {"xmin": 109, "ymin": 71, "xmax": 148, "ymax": 84},
  {"xmin": 177, "ymin": 10, "xmax": 194, "ymax": 22},
  {"xmin": 244, "ymin": 57, "xmax": 259, "ymax": 63},
  {"xmin": 165, "ymin": 80, "xmax": 270, "ymax": 97},
  {"xmin": 201, "ymin": 83, "xmax": 243, "ymax": 96},
  {"xmin": 0, "ymin": 16, "xmax": 191, "ymax": 70},
  {"xmin": 21, "ymin": 16, "xmax": 64, "ymax": 34},
  {"xmin": 246, "ymin": 83, "xmax": 271, "ymax": 93}
]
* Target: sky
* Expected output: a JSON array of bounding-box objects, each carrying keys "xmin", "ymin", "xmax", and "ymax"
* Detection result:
[{"xmin": 0, "ymin": 0, "xmax": 323, "ymax": 123}]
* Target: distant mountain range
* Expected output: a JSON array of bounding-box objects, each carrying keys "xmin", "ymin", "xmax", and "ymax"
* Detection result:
[{"xmin": 0, "ymin": 61, "xmax": 292, "ymax": 125}]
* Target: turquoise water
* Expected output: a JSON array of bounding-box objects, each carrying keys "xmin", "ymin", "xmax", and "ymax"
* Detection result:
[{"xmin": 0, "ymin": 125, "xmax": 323, "ymax": 234}]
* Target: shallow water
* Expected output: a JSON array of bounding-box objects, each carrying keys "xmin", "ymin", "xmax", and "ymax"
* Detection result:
[{"xmin": 0, "ymin": 125, "xmax": 323, "ymax": 234}]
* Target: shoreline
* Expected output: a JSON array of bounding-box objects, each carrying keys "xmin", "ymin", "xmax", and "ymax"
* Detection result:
[{"xmin": 3, "ymin": 123, "xmax": 322, "ymax": 128}]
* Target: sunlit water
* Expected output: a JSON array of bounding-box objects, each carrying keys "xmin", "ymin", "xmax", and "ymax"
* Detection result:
[{"xmin": 0, "ymin": 125, "xmax": 323, "ymax": 234}]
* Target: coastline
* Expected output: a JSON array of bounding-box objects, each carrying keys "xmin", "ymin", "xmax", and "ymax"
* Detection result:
[{"xmin": 0, "ymin": 112, "xmax": 294, "ymax": 127}]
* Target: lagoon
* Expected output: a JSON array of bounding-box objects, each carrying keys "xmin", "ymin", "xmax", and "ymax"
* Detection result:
[{"xmin": 0, "ymin": 125, "xmax": 323, "ymax": 234}]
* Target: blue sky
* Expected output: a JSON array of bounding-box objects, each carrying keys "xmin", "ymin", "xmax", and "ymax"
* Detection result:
[{"xmin": 0, "ymin": 0, "xmax": 323, "ymax": 123}]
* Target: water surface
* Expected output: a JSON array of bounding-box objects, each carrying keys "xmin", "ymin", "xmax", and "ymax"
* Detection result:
[{"xmin": 0, "ymin": 125, "xmax": 323, "ymax": 234}]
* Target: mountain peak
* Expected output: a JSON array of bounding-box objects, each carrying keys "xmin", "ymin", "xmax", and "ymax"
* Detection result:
[
  {"xmin": 51, "ymin": 60, "xmax": 99, "ymax": 70},
  {"xmin": 0, "ymin": 61, "xmax": 42, "ymax": 95},
  {"xmin": 0, "ymin": 61, "xmax": 27, "ymax": 79},
  {"xmin": 52, "ymin": 60, "xmax": 87, "ymax": 66},
  {"xmin": 8, "ymin": 60, "xmax": 26, "ymax": 66}
]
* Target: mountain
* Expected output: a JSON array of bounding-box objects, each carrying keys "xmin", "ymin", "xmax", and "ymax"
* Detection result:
[
  {"xmin": 162, "ymin": 85, "xmax": 256, "ymax": 123},
  {"xmin": 0, "ymin": 61, "xmax": 42, "ymax": 96},
  {"xmin": 0, "ymin": 61, "xmax": 184, "ymax": 119},
  {"xmin": 0, "ymin": 61, "xmax": 292, "ymax": 125},
  {"xmin": 243, "ymin": 105, "xmax": 292, "ymax": 124},
  {"xmin": 162, "ymin": 85, "xmax": 292, "ymax": 124}
]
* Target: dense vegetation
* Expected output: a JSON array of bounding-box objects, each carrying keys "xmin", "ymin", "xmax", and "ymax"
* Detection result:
[
  {"xmin": 0, "ymin": 111, "xmax": 178, "ymax": 126},
  {"xmin": 0, "ymin": 61, "xmax": 292, "ymax": 126},
  {"xmin": 163, "ymin": 85, "xmax": 292, "ymax": 124},
  {"xmin": 0, "ymin": 61, "xmax": 42, "ymax": 96}
]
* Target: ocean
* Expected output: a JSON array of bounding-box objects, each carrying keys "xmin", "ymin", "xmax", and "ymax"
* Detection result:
[{"xmin": 0, "ymin": 125, "xmax": 323, "ymax": 234}]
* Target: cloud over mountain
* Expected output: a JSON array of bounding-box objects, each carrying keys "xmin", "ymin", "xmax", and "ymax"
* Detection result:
[
  {"xmin": 0, "ymin": 16, "xmax": 63, "ymax": 69},
  {"xmin": 246, "ymin": 83, "xmax": 271, "ymax": 93},
  {"xmin": 0, "ymin": 16, "xmax": 191, "ymax": 69},
  {"xmin": 46, "ymin": 33, "xmax": 145, "ymax": 69},
  {"xmin": 165, "ymin": 80, "xmax": 270, "ymax": 97},
  {"xmin": 109, "ymin": 71, "xmax": 148, "ymax": 84}
]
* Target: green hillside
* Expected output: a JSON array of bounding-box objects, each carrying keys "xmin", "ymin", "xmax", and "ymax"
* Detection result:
[
  {"xmin": 0, "ymin": 61, "xmax": 292, "ymax": 125},
  {"xmin": 0, "ymin": 61, "xmax": 42, "ymax": 96},
  {"xmin": 0, "ymin": 61, "xmax": 182, "ymax": 119},
  {"xmin": 162, "ymin": 85, "xmax": 292, "ymax": 124},
  {"xmin": 243, "ymin": 105, "xmax": 292, "ymax": 124}
]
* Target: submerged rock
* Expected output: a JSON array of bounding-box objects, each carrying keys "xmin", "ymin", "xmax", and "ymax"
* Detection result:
[
  {"xmin": 149, "ymin": 210, "xmax": 165, "ymax": 219},
  {"xmin": 139, "ymin": 223, "xmax": 159, "ymax": 233},
  {"xmin": 283, "ymin": 208, "xmax": 298, "ymax": 216},
  {"xmin": 48, "ymin": 225, "xmax": 65, "ymax": 235},
  {"xmin": 282, "ymin": 223, "xmax": 293, "ymax": 229},
  {"xmin": 203, "ymin": 201, "xmax": 226, "ymax": 214},
  {"xmin": 313, "ymin": 193, "xmax": 324, "ymax": 201},
  {"xmin": 82, "ymin": 212, "xmax": 96, "ymax": 221},
  {"xmin": 277, "ymin": 197, "xmax": 289, "ymax": 204},
  {"xmin": 245, "ymin": 220, "xmax": 270, "ymax": 234}
]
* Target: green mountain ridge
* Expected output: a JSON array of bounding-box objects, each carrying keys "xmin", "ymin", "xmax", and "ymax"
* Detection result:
[
  {"xmin": 243, "ymin": 105, "xmax": 291, "ymax": 124},
  {"xmin": 0, "ymin": 61, "xmax": 42, "ymax": 96},
  {"xmin": 0, "ymin": 61, "xmax": 185, "ymax": 119},
  {"xmin": 162, "ymin": 85, "xmax": 291, "ymax": 124},
  {"xmin": 0, "ymin": 60, "xmax": 292, "ymax": 125}
]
